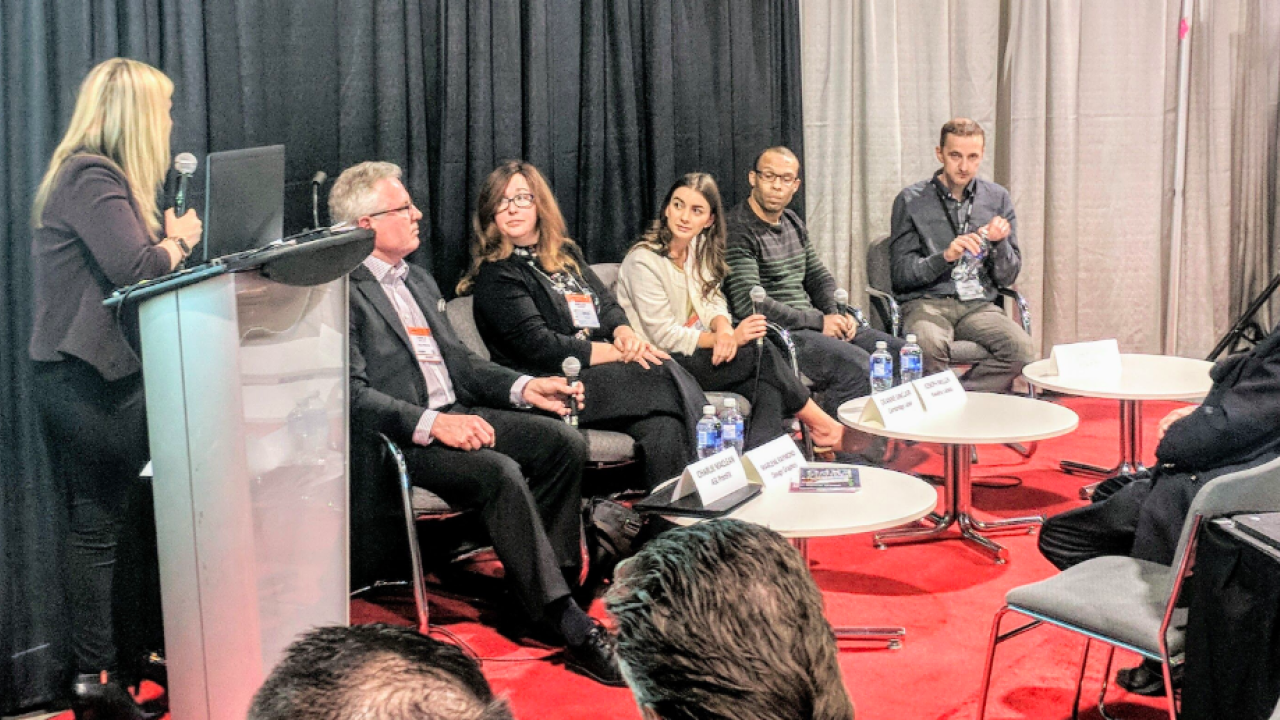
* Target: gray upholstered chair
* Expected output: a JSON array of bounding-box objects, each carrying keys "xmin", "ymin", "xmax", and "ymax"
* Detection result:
[{"xmin": 976, "ymin": 454, "xmax": 1280, "ymax": 720}]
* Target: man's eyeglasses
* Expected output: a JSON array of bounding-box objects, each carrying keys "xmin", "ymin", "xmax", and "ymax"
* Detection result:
[
  {"xmin": 753, "ymin": 169, "xmax": 799, "ymax": 186},
  {"xmin": 496, "ymin": 192, "xmax": 536, "ymax": 212},
  {"xmin": 367, "ymin": 203, "xmax": 416, "ymax": 219}
]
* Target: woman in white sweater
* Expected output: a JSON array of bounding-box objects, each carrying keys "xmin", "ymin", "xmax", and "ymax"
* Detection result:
[{"xmin": 617, "ymin": 173, "xmax": 844, "ymax": 450}]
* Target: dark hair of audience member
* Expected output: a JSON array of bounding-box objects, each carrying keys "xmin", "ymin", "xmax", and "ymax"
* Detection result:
[
  {"xmin": 247, "ymin": 624, "xmax": 513, "ymax": 720},
  {"xmin": 604, "ymin": 519, "xmax": 855, "ymax": 720}
]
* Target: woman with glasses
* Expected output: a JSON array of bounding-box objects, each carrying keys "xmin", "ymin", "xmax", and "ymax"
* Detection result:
[
  {"xmin": 616, "ymin": 173, "xmax": 845, "ymax": 451},
  {"xmin": 460, "ymin": 161, "xmax": 700, "ymax": 491},
  {"xmin": 29, "ymin": 58, "xmax": 203, "ymax": 718}
]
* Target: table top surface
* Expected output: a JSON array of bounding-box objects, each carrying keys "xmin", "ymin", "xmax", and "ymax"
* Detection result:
[
  {"xmin": 838, "ymin": 392, "xmax": 1080, "ymax": 445},
  {"xmin": 669, "ymin": 464, "xmax": 937, "ymax": 538},
  {"xmin": 1022, "ymin": 353, "xmax": 1214, "ymax": 401}
]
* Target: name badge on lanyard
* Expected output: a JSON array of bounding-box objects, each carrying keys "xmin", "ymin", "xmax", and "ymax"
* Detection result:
[
  {"xmin": 407, "ymin": 326, "xmax": 443, "ymax": 363},
  {"xmin": 565, "ymin": 293, "xmax": 601, "ymax": 329},
  {"xmin": 684, "ymin": 312, "xmax": 707, "ymax": 332}
]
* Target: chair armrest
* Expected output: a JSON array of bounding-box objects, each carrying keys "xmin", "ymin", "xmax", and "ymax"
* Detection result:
[
  {"xmin": 996, "ymin": 287, "xmax": 1032, "ymax": 336},
  {"xmin": 865, "ymin": 287, "xmax": 900, "ymax": 337}
]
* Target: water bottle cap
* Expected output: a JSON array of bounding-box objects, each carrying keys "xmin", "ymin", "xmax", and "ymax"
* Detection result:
[
  {"xmin": 906, "ymin": 333, "xmax": 917, "ymax": 343},
  {"xmin": 723, "ymin": 398, "xmax": 736, "ymax": 408},
  {"xmin": 875, "ymin": 340, "xmax": 887, "ymax": 349},
  {"xmin": 703, "ymin": 405, "xmax": 717, "ymax": 416}
]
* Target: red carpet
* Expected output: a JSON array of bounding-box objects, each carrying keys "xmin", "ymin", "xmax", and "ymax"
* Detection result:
[
  {"xmin": 350, "ymin": 396, "xmax": 1185, "ymax": 720},
  {"xmin": 54, "ymin": 396, "xmax": 1183, "ymax": 719}
]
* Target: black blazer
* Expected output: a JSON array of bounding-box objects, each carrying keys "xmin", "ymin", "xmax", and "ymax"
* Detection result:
[
  {"xmin": 1157, "ymin": 322, "xmax": 1280, "ymax": 471},
  {"xmin": 349, "ymin": 263, "xmax": 521, "ymax": 446},
  {"xmin": 348, "ymin": 262, "xmax": 526, "ymax": 588},
  {"xmin": 471, "ymin": 246, "xmax": 629, "ymax": 376}
]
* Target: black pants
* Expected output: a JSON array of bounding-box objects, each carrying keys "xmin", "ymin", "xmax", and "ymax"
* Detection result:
[
  {"xmin": 577, "ymin": 362, "xmax": 695, "ymax": 490},
  {"xmin": 401, "ymin": 405, "xmax": 585, "ymax": 621},
  {"xmin": 32, "ymin": 358, "xmax": 159, "ymax": 674},
  {"xmin": 792, "ymin": 327, "xmax": 906, "ymax": 417},
  {"xmin": 1039, "ymin": 467, "xmax": 1206, "ymax": 570},
  {"xmin": 674, "ymin": 343, "xmax": 809, "ymax": 449}
]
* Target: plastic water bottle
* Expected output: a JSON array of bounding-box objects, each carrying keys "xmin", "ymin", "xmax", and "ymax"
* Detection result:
[
  {"xmin": 696, "ymin": 404, "xmax": 723, "ymax": 458},
  {"xmin": 900, "ymin": 334, "xmax": 924, "ymax": 384},
  {"xmin": 870, "ymin": 341, "xmax": 894, "ymax": 394},
  {"xmin": 719, "ymin": 398, "xmax": 744, "ymax": 456}
]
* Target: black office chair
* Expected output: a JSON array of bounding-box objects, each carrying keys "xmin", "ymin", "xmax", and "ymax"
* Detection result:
[{"xmin": 865, "ymin": 235, "xmax": 1037, "ymax": 474}]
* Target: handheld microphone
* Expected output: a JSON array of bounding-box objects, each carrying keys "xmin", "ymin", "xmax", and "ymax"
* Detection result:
[
  {"xmin": 560, "ymin": 357, "xmax": 581, "ymax": 427},
  {"xmin": 311, "ymin": 171, "xmax": 328, "ymax": 230},
  {"xmin": 173, "ymin": 153, "xmax": 198, "ymax": 216},
  {"xmin": 834, "ymin": 288, "xmax": 850, "ymax": 315},
  {"xmin": 749, "ymin": 286, "xmax": 767, "ymax": 347}
]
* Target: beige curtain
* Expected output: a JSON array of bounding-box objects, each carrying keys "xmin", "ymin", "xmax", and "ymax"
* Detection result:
[{"xmin": 800, "ymin": 0, "xmax": 1280, "ymax": 357}]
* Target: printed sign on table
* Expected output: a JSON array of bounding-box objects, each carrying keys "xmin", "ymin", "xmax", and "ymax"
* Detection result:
[
  {"xmin": 671, "ymin": 447, "xmax": 750, "ymax": 505},
  {"xmin": 1049, "ymin": 339, "xmax": 1122, "ymax": 379},
  {"xmin": 742, "ymin": 435, "xmax": 805, "ymax": 489},
  {"xmin": 858, "ymin": 383, "xmax": 926, "ymax": 430},
  {"xmin": 911, "ymin": 369, "xmax": 966, "ymax": 412}
]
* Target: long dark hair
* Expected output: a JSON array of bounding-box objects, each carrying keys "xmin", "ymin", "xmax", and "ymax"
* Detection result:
[
  {"xmin": 457, "ymin": 160, "xmax": 580, "ymax": 295},
  {"xmin": 630, "ymin": 172, "xmax": 728, "ymax": 301}
]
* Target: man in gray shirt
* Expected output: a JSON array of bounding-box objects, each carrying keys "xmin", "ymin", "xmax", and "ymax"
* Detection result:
[{"xmin": 888, "ymin": 118, "xmax": 1035, "ymax": 392}]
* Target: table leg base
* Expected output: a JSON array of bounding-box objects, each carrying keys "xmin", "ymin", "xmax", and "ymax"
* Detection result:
[
  {"xmin": 834, "ymin": 626, "xmax": 905, "ymax": 650},
  {"xmin": 874, "ymin": 512, "xmax": 1042, "ymax": 564},
  {"xmin": 1060, "ymin": 460, "xmax": 1112, "ymax": 479}
]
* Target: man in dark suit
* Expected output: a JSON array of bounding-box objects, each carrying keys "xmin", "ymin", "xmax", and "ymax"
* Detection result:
[
  {"xmin": 332, "ymin": 161, "xmax": 621, "ymax": 686},
  {"xmin": 1039, "ymin": 323, "xmax": 1280, "ymax": 694}
]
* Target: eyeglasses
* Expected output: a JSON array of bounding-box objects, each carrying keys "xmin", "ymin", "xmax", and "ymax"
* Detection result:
[
  {"xmin": 754, "ymin": 169, "xmax": 798, "ymax": 186},
  {"xmin": 367, "ymin": 202, "xmax": 416, "ymax": 219},
  {"xmin": 496, "ymin": 192, "xmax": 536, "ymax": 212}
]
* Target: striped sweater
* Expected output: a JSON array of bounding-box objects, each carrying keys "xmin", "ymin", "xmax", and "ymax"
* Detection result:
[{"xmin": 723, "ymin": 201, "xmax": 837, "ymax": 331}]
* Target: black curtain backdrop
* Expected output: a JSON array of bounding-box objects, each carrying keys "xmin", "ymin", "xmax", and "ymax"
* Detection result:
[{"xmin": 0, "ymin": 1, "xmax": 802, "ymax": 711}]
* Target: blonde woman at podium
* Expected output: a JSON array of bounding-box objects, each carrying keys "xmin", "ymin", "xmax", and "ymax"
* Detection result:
[{"xmin": 29, "ymin": 57, "xmax": 202, "ymax": 718}]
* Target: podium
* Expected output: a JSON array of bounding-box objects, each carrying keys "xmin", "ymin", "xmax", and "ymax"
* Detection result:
[{"xmin": 115, "ymin": 232, "xmax": 373, "ymax": 720}]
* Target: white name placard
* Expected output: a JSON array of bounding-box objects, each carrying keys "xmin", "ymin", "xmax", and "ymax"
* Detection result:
[
  {"xmin": 673, "ymin": 448, "xmax": 751, "ymax": 505},
  {"xmin": 743, "ymin": 435, "xmax": 805, "ymax": 489},
  {"xmin": 911, "ymin": 369, "xmax": 966, "ymax": 412},
  {"xmin": 1049, "ymin": 339, "xmax": 1122, "ymax": 379},
  {"xmin": 859, "ymin": 383, "xmax": 926, "ymax": 430}
]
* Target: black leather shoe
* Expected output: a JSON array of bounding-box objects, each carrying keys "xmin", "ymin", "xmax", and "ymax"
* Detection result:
[
  {"xmin": 71, "ymin": 672, "xmax": 163, "ymax": 720},
  {"xmin": 564, "ymin": 624, "xmax": 626, "ymax": 687},
  {"xmin": 1116, "ymin": 659, "xmax": 1182, "ymax": 696}
]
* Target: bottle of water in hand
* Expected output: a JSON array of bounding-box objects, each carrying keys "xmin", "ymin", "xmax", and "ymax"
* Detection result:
[
  {"xmin": 696, "ymin": 404, "xmax": 723, "ymax": 459},
  {"xmin": 719, "ymin": 398, "xmax": 744, "ymax": 456},
  {"xmin": 870, "ymin": 341, "xmax": 894, "ymax": 394},
  {"xmin": 900, "ymin": 334, "xmax": 924, "ymax": 384}
]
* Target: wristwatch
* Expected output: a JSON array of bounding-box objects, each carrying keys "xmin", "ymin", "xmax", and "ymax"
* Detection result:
[{"xmin": 170, "ymin": 236, "xmax": 192, "ymax": 258}]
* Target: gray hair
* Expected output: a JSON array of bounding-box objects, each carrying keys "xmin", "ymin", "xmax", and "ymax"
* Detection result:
[
  {"xmin": 328, "ymin": 161, "xmax": 403, "ymax": 226},
  {"xmin": 604, "ymin": 519, "xmax": 855, "ymax": 720}
]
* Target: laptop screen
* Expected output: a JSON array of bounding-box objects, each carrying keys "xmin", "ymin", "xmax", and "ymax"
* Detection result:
[{"xmin": 200, "ymin": 144, "xmax": 285, "ymax": 263}]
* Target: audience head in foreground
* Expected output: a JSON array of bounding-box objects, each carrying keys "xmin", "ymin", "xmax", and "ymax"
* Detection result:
[
  {"xmin": 248, "ymin": 624, "xmax": 512, "ymax": 720},
  {"xmin": 605, "ymin": 519, "xmax": 855, "ymax": 720}
]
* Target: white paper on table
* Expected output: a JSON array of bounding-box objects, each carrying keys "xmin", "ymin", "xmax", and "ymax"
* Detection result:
[
  {"xmin": 911, "ymin": 370, "xmax": 966, "ymax": 412},
  {"xmin": 859, "ymin": 383, "xmax": 926, "ymax": 430},
  {"xmin": 742, "ymin": 435, "xmax": 805, "ymax": 489},
  {"xmin": 1048, "ymin": 339, "xmax": 1122, "ymax": 379},
  {"xmin": 672, "ymin": 448, "xmax": 750, "ymax": 505}
]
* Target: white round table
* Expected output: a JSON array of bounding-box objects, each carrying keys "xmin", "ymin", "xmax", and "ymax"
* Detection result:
[
  {"xmin": 1023, "ymin": 354, "xmax": 1213, "ymax": 497},
  {"xmin": 667, "ymin": 464, "xmax": 937, "ymax": 648},
  {"xmin": 839, "ymin": 393, "xmax": 1079, "ymax": 563}
]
